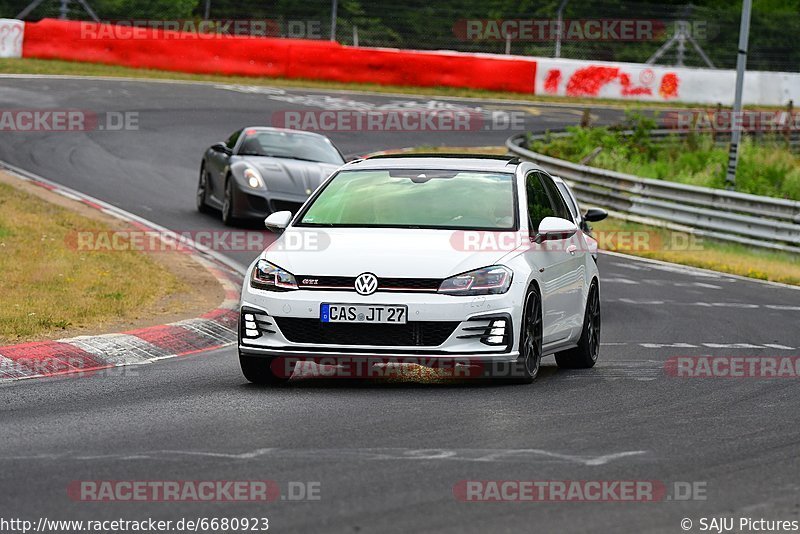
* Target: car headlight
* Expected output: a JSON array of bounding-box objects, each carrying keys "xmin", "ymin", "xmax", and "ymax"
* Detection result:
[
  {"xmin": 250, "ymin": 260, "xmax": 298, "ymax": 291},
  {"xmin": 438, "ymin": 265, "xmax": 512, "ymax": 296},
  {"xmin": 243, "ymin": 167, "xmax": 263, "ymax": 189}
]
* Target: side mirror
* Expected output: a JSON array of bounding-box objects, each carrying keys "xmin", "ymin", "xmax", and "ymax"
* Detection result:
[
  {"xmin": 584, "ymin": 207, "xmax": 608, "ymax": 223},
  {"xmin": 264, "ymin": 211, "xmax": 293, "ymax": 233},
  {"xmin": 535, "ymin": 216, "xmax": 578, "ymax": 242},
  {"xmin": 211, "ymin": 142, "xmax": 232, "ymax": 155}
]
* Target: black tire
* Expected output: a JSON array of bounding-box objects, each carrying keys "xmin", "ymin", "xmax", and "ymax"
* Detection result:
[
  {"xmin": 512, "ymin": 285, "xmax": 543, "ymax": 383},
  {"xmin": 221, "ymin": 177, "xmax": 238, "ymax": 226},
  {"xmin": 479, "ymin": 285, "xmax": 542, "ymax": 383},
  {"xmin": 555, "ymin": 280, "xmax": 601, "ymax": 369},
  {"xmin": 239, "ymin": 354, "xmax": 290, "ymax": 385},
  {"xmin": 196, "ymin": 165, "xmax": 212, "ymax": 214}
]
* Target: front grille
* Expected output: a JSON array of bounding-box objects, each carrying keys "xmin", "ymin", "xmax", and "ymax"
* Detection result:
[
  {"xmin": 296, "ymin": 275, "xmax": 442, "ymax": 292},
  {"xmin": 298, "ymin": 275, "xmax": 353, "ymax": 289},
  {"xmin": 381, "ymin": 278, "xmax": 442, "ymax": 290},
  {"xmin": 270, "ymin": 200, "xmax": 304, "ymax": 214},
  {"xmin": 274, "ymin": 318, "xmax": 459, "ymax": 346}
]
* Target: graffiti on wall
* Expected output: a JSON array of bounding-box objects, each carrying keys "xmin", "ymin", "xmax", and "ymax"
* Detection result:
[
  {"xmin": 542, "ymin": 65, "xmax": 680, "ymax": 100},
  {"xmin": 0, "ymin": 19, "xmax": 24, "ymax": 58}
]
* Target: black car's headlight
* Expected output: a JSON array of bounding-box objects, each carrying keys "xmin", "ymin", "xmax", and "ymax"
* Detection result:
[
  {"xmin": 243, "ymin": 167, "xmax": 264, "ymax": 189},
  {"xmin": 438, "ymin": 266, "xmax": 513, "ymax": 296},
  {"xmin": 250, "ymin": 260, "xmax": 298, "ymax": 291}
]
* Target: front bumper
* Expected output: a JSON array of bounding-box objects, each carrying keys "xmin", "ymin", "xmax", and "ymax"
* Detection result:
[
  {"xmin": 231, "ymin": 183, "xmax": 307, "ymax": 220},
  {"xmin": 239, "ymin": 287, "xmax": 522, "ymax": 362}
]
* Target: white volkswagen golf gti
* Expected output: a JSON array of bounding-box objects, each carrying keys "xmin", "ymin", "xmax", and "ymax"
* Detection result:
[{"xmin": 238, "ymin": 155, "xmax": 600, "ymax": 385}]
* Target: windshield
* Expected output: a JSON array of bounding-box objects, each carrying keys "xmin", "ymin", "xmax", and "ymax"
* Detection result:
[
  {"xmin": 237, "ymin": 130, "xmax": 344, "ymax": 164},
  {"xmin": 298, "ymin": 169, "xmax": 517, "ymax": 230}
]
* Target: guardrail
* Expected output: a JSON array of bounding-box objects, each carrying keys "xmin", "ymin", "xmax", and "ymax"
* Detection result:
[{"xmin": 506, "ymin": 131, "xmax": 800, "ymax": 254}]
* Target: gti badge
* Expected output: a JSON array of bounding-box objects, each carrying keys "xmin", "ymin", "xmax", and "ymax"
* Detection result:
[{"xmin": 354, "ymin": 273, "xmax": 378, "ymax": 296}]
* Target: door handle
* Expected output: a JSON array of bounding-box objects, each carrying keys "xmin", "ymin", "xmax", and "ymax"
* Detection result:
[{"xmin": 567, "ymin": 244, "xmax": 577, "ymax": 255}]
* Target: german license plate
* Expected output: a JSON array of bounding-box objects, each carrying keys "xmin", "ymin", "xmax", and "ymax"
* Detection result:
[{"xmin": 320, "ymin": 304, "xmax": 407, "ymax": 324}]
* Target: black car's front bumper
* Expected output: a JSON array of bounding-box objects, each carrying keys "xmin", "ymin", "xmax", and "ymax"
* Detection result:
[{"xmin": 230, "ymin": 183, "xmax": 306, "ymax": 219}]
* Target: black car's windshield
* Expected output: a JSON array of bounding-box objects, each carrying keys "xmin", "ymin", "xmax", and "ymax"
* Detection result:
[
  {"xmin": 298, "ymin": 169, "xmax": 516, "ymax": 230},
  {"xmin": 237, "ymin": 130, "xmax": 344, "ymax": 165}
]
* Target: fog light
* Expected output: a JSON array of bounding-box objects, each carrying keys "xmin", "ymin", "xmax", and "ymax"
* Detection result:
[
  {"xmin": 457, "ymin": 315, "xmax": 511, "ymax": 349},
  {"xmin": 240, "ymin": 308, "xmax": 276, "ymax": 341},
  {"xmin": 489, "ymin": 320, "xmax": 506, "ymax": 337},
  {"xmin": 483, "ymin": 318, "xmax": 509, "ymax": 346}
]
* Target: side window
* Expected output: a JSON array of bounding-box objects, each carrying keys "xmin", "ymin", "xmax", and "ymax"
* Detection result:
[
  {"xmin": 556, "ymin": 182, "xmax": 580, "ymax": 221},
  {"xmin": 225, "ymin": 129, "xmax": 242, "ymax": 150},
  {"xmin": 525, "ymin": 171, "xmax": 555, "ymax": 230},
  {"xmin": 538, "ymin": 172, "xmax": 573, "ymax": 222}
]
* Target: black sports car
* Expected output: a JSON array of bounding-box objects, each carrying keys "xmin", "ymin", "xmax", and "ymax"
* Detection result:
[{"xmin": 197, "ymin": 127, "xmax": 345, "ymax": 225}]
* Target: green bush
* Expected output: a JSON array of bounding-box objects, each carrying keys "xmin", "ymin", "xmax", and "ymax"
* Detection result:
[{"xmin": 530, "ymin": 114, "xmax": 800, "ymax": 201}]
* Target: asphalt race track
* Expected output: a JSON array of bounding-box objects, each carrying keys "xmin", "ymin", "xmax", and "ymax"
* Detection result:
[{"xmin": 1, "ymin": 76, "xmax": 799, "ymax": 533}]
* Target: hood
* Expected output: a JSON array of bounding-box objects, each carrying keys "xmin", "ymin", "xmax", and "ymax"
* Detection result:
[
  {"xmin": 263, "ymin": 227, "xmax": 512, "ymax": 278},
  {"xmin": 243, "ymin": 157, "xmax": 340, "ymax": 195}
]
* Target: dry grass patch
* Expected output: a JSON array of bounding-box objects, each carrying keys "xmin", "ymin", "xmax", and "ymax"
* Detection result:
[{"xmin": 0, "ymin": 175, "xmax": 223, "ymax": 343}]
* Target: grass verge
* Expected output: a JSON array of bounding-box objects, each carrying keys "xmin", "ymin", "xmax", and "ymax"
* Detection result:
[
  {"xmin": 0, "ymin": 57, "xmax": 773, "ymax": 110},
  {"xmin": 0, "ymin": 174, "xmax": 221, "ymax": 343},
  {"xmin": 529, "ymin": 113, "xmax": 800, "ymax": 200},
  {"xmin": 592, "ymin": 218, "xmax": 800, "ymax": 286}
]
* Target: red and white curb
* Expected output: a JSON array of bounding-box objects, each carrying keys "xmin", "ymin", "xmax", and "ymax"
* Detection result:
[{"xmin": 0, "ymin": 161, "xmax": 247, "ymax": 383}]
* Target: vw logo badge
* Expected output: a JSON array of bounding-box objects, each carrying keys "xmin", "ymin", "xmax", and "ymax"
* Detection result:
[{"xmin": 354, "ymin": 273, "xmax": 378, "ymax": 296}]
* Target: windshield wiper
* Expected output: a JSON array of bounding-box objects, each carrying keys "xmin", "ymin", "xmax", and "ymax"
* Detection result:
[{"xmin": 271, "ymin": 155, "xmax": 320, "ymax": 162}]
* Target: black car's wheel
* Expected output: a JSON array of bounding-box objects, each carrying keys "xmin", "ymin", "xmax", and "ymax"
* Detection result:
[
  {"xmin": 513, "ymin": 285, "xmax": 543, "ymax": 383},
  {"xmin": 221, "ymin": 177, "xmax": 238, "ymax": 226},
  {"xmin": 239, "ymin": 354, "xmax": 291, "ymax": 385},
  {"xmin": 555, "ymin": 280, "xmax": 601, "ymax": 369},
  {"xmin": 196, "ymin": 165, "xmax": 212, "ymax": 214}
]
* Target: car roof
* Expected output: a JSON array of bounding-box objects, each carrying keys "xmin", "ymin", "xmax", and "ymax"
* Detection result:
[{"xmin": 346, "ymin": 154, "xmax": 529, "ymax": 173}]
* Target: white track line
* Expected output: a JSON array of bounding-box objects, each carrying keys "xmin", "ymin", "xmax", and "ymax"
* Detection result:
[{"xmin": 599, "ymin": 250, "xmax": 800, "ymax": 291}]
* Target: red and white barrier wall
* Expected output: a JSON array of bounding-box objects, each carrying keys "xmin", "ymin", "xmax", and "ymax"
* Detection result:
[
  {"xmin": 534, "ymin": 57, "xmax": 800, "ymax": 106},
  {"xmin": 8, "ymin": 18, "xmax": 800, "ymax": 106},
  {"xmin": 0, "ymin": 18, "xmax": 24, "ymax": 58},
  {"xmin": 18, "ymin": 19, "xmax": 537, "ymax": 94}
]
